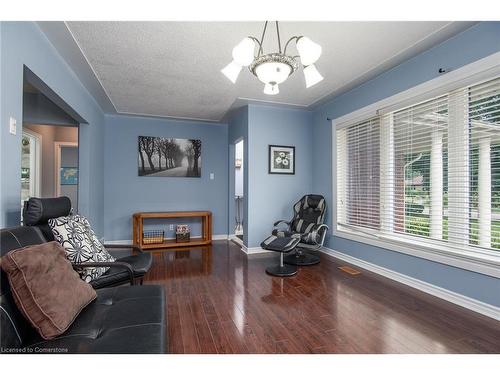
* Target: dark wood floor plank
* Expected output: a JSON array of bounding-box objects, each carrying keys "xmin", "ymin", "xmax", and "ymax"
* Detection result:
[
  {"xmin": 207, "ymin": 319, "xmax": 234, "ymax": 354},
  {"xmin": 189, "ymin": 294, "xmax": 218, "ymax": 354},
  {"xmin": 219, "ymin": 319, "xmax": 251, "ymax": 354},
  {"xmin": 143, "ymin": 240, "xmax": 500, "ymax": 354},
  {"xmin": 177, "ymin": 294, "xmax": 201, "ymax": 354},
  {"xmin": 166, "ymin": 293, "xmax": 184, "ymax": 354}
]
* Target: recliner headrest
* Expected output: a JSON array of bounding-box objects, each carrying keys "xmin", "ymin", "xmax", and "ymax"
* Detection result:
[
  {"xmin": 301, "ymin": 195, "xmax": 325, "ymax": 211},
  {"xmin": 23, "ymin": 197, "xmax": 72, "ymax": 226}
]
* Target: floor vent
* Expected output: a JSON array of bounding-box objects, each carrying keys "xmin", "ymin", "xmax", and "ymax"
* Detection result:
[{"xmin": 339, "ymin": 266, "xmax": 361, "ymax": 275}]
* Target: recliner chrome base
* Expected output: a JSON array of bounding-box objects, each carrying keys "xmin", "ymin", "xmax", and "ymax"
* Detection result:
[
  {"xmin": 266, "ymin": 264, "xmax": 298, "ymax": 277},
  {"xmin": 266, "ymin": 252, "xmax": 298, "ymax": 277},
  {"xmin": 284, "ymin": 250, "xmax": 320, "ymax": 266}
]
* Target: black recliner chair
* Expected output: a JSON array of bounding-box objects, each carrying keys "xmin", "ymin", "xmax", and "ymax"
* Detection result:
[
  {"xmin": 23, "ymin": 197, "xmax": 152, "ymax": 288},
  {"xmin": 272, "ymin": 194, "xmax": 329, "ymax": 266},
  {"xmin": 0, "ymin": 226, "xmax": 166, "ymax": 353}
]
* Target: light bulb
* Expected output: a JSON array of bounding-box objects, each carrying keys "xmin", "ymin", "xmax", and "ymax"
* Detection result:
[
  {"xmin": 221, "ymin": 61, "xmax": 242, "ymax": 83},
  {"xmin": 263, "ymin": 83, "xmax": 279, "ymax": 95},
  {"xmin": 296, "ymin": 36, "xmax": 322, "ymax": 66},
  {"xmin": 232, "ymin": 37, "xmax": 255, "ymax": 67},
  {"xmin": 303, "ymin": 64, "xmax": 323, "ymax": 88}
]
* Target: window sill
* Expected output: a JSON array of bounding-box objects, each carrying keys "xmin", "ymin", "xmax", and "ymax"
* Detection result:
[{"xmin": 333, "ymin": 227, "xmax": 500, "ymax": 279}]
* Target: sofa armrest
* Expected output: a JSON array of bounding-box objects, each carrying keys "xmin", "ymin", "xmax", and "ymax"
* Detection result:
[{"xmin": 72, "ymin": 261, "xmax": 135, "ymax": 285}]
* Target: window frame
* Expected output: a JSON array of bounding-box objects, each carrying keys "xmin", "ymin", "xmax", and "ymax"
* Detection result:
[{"xmin": 331, "ymin": 51, "xmax": 500, "ymax": 279}]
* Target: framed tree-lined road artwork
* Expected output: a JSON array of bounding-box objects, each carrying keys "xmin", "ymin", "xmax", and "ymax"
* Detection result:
[{"xmin": 138, "ymin": 136, "xmax": 201, "ymax": 177}]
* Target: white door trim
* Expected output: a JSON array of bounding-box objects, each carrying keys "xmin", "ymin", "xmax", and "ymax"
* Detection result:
[
  {"xmin": 22, "ymin": 128, "xmax": 42, "ymax": 198},
  {"xmin": 54, "ymin": 141, "xmax": 78, "ymax": 196}
]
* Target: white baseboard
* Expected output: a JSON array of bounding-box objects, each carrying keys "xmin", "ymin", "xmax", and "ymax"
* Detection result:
[
  {"xmin": 229, "ymin": 235, "xmax": 243, "ymax": 246},
  {"xmin": 228, "ymin": 235, "xmax": 270, "ymax": 255},
  {"xmin": 213, "ymin": 234, "xmax": 229, "ymax": 240},
  {"xmin": 241, "ymin": 244, "xmax": 270, "ymax": 255},
  {"xmin": 320, "ymin": 247, "xmax": 500, "ymax": 321},
  {"xmin": 106, "ymin": 236, "xmax": 270, "ymax": 256},
  {"xmin": 105, "ymin": 234, "xmax": 229, "ymax": 245},
  {"xmin": 105, "ymin": 239, "xmax": 133, "ymax": 245}
]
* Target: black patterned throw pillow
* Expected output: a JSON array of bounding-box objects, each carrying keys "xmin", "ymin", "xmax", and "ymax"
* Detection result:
[{"xmin": 48, "ymin": 214, "xmax": 115, "ymax": 282}]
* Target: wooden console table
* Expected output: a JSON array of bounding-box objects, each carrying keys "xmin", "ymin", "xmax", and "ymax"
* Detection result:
[{"xmin": 133, "ymin": 211, "xmax": 212, "ymax": 250}]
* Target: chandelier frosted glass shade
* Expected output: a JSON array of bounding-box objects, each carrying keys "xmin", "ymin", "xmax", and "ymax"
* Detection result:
[
  {"xmin": 221, "ymin": 21, "xmax": 324, "ymax": 94},
  {"xmin": 221, "ymin": 61, "xmax": 242, "ymax": 84},
  {"xmin": 255, "ymin": 61, "xmax": 292, "ymax": 85},
  {"xmin": 303, "ymin": 64, "xmax": 324, "ymax": 88},
  {"xmin": 296, "ymin": 36, "xmax": 322, "ymax": 66},
  {"xmin": 264, "ymin": 83, "xmax": 279, "ymax": 95},
  {"xmin": 232, "ymin": 38, "xmax": 256, "ymax": 66},
  {"xmin": 250, "ymin": 54, "xmax": 298, "ymax": 85}
]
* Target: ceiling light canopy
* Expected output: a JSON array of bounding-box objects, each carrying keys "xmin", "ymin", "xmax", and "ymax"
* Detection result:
[{"xmin": 221, "ymin": 21, "xmax": 324, "ymax": 95}]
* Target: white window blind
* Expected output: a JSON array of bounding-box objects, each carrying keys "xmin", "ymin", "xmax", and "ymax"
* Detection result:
[
  {"xmin": 337, "ymin": 118, "xmax": 380, "ymax": 231},
  {"xmin": 469, "ymin": 77, "xmax": 500, "ymax": 250},
  {"xmin": 392, "ymin": 95, "xmax": 448, "ymax": 240},
  {"xmin": 336, "ymin": 76, "xmax": 500, "ymax": 254}
]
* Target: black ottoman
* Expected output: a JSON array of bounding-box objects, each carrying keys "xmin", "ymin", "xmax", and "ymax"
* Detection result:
[{"xmin": 260, "ymin": 235, "xmax": 301, "ymax": 277}]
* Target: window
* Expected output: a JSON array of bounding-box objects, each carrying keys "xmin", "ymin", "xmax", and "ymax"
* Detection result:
[
  {"xmin": 392, "ymin": 95, "xmax": 448, "ymax": 240},
  {"xmin": 469, "ymin": 78, "xmax": 500, "ymax": 249},
  {"xmin": 337, "ymin": 118, "xmax": 380, "ymax": 231},
  {"xmin": 336, "ymin": 76, "xmax": 500, "ymax": 258}
]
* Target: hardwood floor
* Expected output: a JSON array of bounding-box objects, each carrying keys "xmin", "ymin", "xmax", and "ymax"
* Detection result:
[{"xmin": 140, "ymin": 240, "xmax": 500, "ymax": 354}]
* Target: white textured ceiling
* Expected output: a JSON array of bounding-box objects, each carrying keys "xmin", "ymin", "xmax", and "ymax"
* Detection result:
[{"xmin": 64, "ymin": 21, "xmax": 475, "ymax": 121}]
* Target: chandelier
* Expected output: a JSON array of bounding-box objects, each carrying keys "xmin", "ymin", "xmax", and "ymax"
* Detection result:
[{"xmin": 221, "ymin": 21, "xmax": 323, "ymax": 95}]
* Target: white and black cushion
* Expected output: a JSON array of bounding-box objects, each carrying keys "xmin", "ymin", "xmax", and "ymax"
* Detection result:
[{"xmin": 48, "ymin": 215, "xmax": 115, "ymax": 282}]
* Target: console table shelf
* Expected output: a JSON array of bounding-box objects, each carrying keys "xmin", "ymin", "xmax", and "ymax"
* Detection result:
[{"xmin": 133, "ymin": 211, "xmax": 212, "ymax": 250}]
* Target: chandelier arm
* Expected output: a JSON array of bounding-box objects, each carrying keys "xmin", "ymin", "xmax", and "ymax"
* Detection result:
[
  {"xmin": 258, "ymin": 21, "xmax": 269, "ymax": 57},
  {"xmin": 275, "ymin": 21, "xmax": 282, "ymax": 54},
  {"xmin": 283, "ymin": 36, "xmax": 302, "ymax": 56},
  {"xmin": 248, "ymin": 37, "xmax": 263, "ymax": 58}
]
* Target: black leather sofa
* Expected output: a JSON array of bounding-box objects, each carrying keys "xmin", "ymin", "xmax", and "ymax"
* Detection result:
[
  {"xmin": 23, "ymin": 197, "xmax": 153, "ymax": 289},
  {"xmin": 0, "ymin": 226, "xmax": 167, "ymax": 353}
]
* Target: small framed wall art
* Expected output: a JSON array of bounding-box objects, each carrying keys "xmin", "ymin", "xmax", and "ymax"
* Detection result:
[{"xmin": 268, "ymin": 145, "xmax": 295, "ymax": 175}]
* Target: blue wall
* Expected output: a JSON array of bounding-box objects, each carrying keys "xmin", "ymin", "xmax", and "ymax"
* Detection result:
[
  {"xmin": 312, "ymin": 21, "xmax": 500, "ymax": 306},
  {"xmin": 0, "ymin": 22, "xmax": 105, "ymax": 235},
  {"xmin": 247, "ymin": 105, "xmax": 313, "ymax": 248},
  {"xmin": 103, "ymin": 114, "xmax": 229, "ymax": 241}
]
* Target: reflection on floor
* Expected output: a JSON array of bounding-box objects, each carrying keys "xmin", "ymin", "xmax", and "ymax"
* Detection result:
[{"xmin": 140, "ymin": 241, "xmax": 500, "ymax": 354}]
